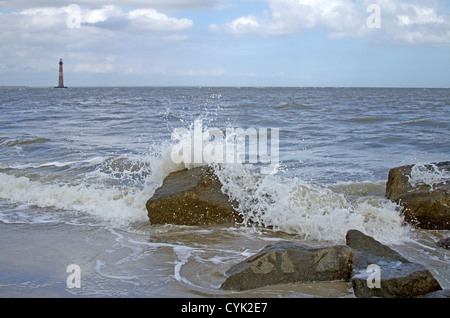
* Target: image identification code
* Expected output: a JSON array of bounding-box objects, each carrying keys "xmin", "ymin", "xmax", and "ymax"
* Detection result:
[{"xmin": 181, "ymin": 302, "xmax": 268, "ymax": 315}]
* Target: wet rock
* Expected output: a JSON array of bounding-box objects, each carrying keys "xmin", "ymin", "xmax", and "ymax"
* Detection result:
[
  {"xmin": 385, "ymin": 162, "xmax": 450, "ymax": 230},
  {"xmin": 220, "ymin": 241, "xmax": 352, "ymax": 291},
  {"xmin": 146, "ymin": 167, "xmax": 241, "ymax": 226},
  {"xmin": 420, "ymin": 289, "xmax": 450, "ymax": 298},
  {"xmin": 346, "ymin": 229, "xmax": 442, "ymax": 298},
  {"xmin": 436, "ymin": 237, "xmax": 450, "ymax": 249}
]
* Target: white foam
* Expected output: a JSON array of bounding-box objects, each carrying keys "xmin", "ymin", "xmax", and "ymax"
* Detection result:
[
  {"xmin": 0, "ymin": 132, "xmax": 191, "ymax": 228},
  {"xmin": 172, "ymin": 246, "xmax": 196, "ymax": 287},
  {"xmin": 94, "ymin": 259, "xmax": 139, "ymax": 281},
  {"xmin": 0, "ymin": 172, "xmax": 149, "ymax": 227},
  {"xmin": 213, "ymin": 163, "xmax": 411, "ymax": 245},
  {"xmin": 0, "ymin": 157, "xmax": 108, "ymax": 170},
  {"xmin": 408, "ymin": 162, "xmax": 449, "ymax": 190},
  {"xmin": 0, "ymin": 129, "xmax": 207, "ymax": 228}
]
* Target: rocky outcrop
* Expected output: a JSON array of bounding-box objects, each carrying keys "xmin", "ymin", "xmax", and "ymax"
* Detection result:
[
  {"xmin": 146, "ymin": 167, "xmax": 241, "ymax": 226},
  {"xmin": 221, "ymin": 230, "xmax": 444, "ymax": 297},
  {"xmin": 221, "ymin": 241, "xmax": 352, "ymax": 291},
  {"xmin": 385, "ymin": 162, "xmax": 449, "ymax": 230},
  {"xmin": 346, "ymin": 229, "xmax": 442, "ymax": 298}
]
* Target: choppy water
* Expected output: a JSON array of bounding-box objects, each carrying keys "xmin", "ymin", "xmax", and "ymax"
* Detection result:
[{"xmin": 0, "ymin": 87, "xmax": 448, "ymax": 297}]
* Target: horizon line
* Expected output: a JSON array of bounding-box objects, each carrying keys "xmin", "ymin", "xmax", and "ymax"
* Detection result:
[{"xmin": 1, "ymin": 85, "xmax": 449, "ymax": 89}]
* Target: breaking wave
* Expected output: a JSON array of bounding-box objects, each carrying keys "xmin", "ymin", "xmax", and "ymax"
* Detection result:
[{"xmin": 0, "ymin": 120, "xmax": 414, "ymax": 244}]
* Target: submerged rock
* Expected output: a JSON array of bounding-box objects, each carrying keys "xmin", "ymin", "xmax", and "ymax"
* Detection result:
[
  {"xmin": 146, "ymin": 167, "xmax": 241, "ymax": 226},
  {"xmin": 221, "ymin": 241, "xmax": 352, "ymax": 291},
  {"xmin": 436, "ymin": 237, "xmax": 450, "ymax": 249},
  {"xmin": 385, "ymin": 162, "xmax": 450, "ymax": 230},
  {"xmin": 346, "ymin": 229, "xmax": 442, "ymax": 298}
]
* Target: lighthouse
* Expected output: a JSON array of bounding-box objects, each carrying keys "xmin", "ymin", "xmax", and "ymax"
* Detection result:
[{"xmin": 56, "ymin": 59, "xmax": 67, "ymax": 88}]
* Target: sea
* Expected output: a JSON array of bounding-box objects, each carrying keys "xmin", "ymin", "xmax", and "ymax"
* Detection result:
[{"xmin": 0, "ymin": 86, "xmax": 448, "ymax": 298}]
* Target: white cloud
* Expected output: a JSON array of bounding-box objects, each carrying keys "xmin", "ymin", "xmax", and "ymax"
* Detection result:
[
  {"xmin": 210, "ymin": 0, "xmax": 365, "ymax": 36},
  {"xmin": 0, "ymin": 0, "xmax": 220, "ymax": 10},
  {"xmin": 0, "ymin": 4, "xmax": 193, "ymax": 33},
  {"xmin": 210, "ymin": 15, "xmax": 261, "ymax": 34},
  {"xmin": 83, "ymin": 5, "xmax": 122, "ymax": 24},
  {"xmin": 211, "ymin": 0, "xmax": 450, "ymax": 45},
  {"xmin": 375, "ymin": 0, "xmax": 450, "ymax": 44},
  {"xmin": 82, "ymin": 6, "xmax": 194, "ymax": 32},
  {"xmin": 126, "ymin": 8, "xmax": 193, "ymax": 31}
]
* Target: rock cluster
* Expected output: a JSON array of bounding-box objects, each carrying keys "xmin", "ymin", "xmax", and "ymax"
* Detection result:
[
  {"xmin": 145, "ymin": 164, "xmax": 449, "ymax": 297},
  {"xmin": 385, "ymin": 161, "xmax": 449, "ymax": 229},
  {"xmin": 221, "ymin": 229, "xmax": 443, "ymax": 298}
]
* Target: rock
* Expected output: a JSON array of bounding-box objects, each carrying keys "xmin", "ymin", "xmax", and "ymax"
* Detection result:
[
  {"xmin": 436, "ymin": 237, "xmax": 450, "ymax": 249},
  {"xmin": 385, "ymin": 162, "xmax": 450, "ymax": 230},
  {"xmin": 346, "ymin": 229, "xmax": 442, "ymax": 298},
  {"xmin": 220, "ymin": 241, "xmax": 352, "ymax": 291},
  {"xmin": 220, "ymin": 230, "xmax": 443, "ymax": 297},
  {"xmin": 420, "ymin": 289, "xmax": 450, "ymax": 298},
  {"xmin": 146, "ymin": 167, "xmax": 241, "ymax": 226}
]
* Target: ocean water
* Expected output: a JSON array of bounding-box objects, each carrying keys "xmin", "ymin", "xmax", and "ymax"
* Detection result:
[{"xmin": 0, "ymin": 86, "xmax": 448, "ymax": 297}]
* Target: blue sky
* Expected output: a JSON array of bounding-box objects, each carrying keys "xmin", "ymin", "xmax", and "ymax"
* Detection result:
[{"xmin": 0, "ymin": 0, "xmax": 449, "ymax": 87}]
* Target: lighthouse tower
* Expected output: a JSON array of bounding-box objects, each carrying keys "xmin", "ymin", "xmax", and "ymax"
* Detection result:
[{"xmin": 56, "ymin": 59, "xmax": 67, "ymax": 88}]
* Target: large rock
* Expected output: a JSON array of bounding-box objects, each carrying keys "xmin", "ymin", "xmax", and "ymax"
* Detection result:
[
  {"xmin": 346, "ymin": 229, "xmax": 442, "ymax": 298},
  {"xmin": 385, "ymin": 162, "xmax": 450, "ymax": 229},
  {"xmin": 221, "ymin": 241, "xmax": 352, "ymax": 291},
  {"xmin": 146, "ymin": 167, "xmax": 241, "ymax": 226}
]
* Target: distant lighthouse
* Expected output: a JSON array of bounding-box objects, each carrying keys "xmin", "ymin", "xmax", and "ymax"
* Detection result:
[{"xmin": 56, "ymin": 59, "xmax": 67, "ymax": 88}]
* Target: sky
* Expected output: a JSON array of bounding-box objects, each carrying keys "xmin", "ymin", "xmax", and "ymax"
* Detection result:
[{"xmin": 0, "ymin": 0, "xmax": 449, "ymax": 87}]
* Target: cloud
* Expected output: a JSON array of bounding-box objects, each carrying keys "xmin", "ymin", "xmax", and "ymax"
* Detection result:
[
  {"xmin": 126, "ymin": 8, "xmax": 193, "ymax": 31},
  {"xmin": 0, "ymin": 3, "xmax": 194, "ymax": 78},
  {"xmin": 82, "ymin": 5, "xmax": 122, "ymax": 24},
  {"xmin": 0, "ymin": 0, "xmax": 220, "ymax": 10},
  {"xmin": 210, "ymin": 15, "xmax": 261, "ymax": 35},
  {"xmin": 77, "ymin": 6, "xmax": 193, "ymax": 32},
  {"xmin": 210, "ymin": 0, "xmax": 366, "ymax": 36},
  {"xmin": 375, "ymin": 0, "xmax": 450, "ymax": 45},
  {"xmin": 210, "ymin": 0, "xmax": 450, "ymax": 45},
  {"xmin": 3, "ymin": 4, "xmax": 194, "ymax": 32}
]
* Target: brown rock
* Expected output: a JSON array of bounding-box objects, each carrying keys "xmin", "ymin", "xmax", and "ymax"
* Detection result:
[
  {"xmin": 146, "ymin": 167, "xmax": 241, "ymax": 226},
  {"xmin": 221, "ymin": 241, "xmax": 352, "ymax": 291},
  {"xmin": 385, "ymin": 162, "xmax": 450, "ymax": 230},
  {"xmin": 346, "ymin": 229, "xmax": 442, "ymax": 298}
]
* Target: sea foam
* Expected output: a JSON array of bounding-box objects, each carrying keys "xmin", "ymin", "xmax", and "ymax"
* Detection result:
[
  {"xmin": 0, "ymin": 120, "xmax": 412, "ymax": 245},
  {"xmin": 408, "ymin": 162, "xmax": 449, "ymax": 190}
]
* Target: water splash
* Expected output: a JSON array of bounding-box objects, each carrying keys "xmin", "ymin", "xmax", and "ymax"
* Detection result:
[
  {"xmin": 0, "ymin": 118, "xmax": 413, "ymax": 245},
  {"xmin": 408, "ymin": 162, "xmax": 449, "ymax": 190},
  {"xmin": 213, "ymin": 163, "xmax": 411, "ymax": 245}
]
